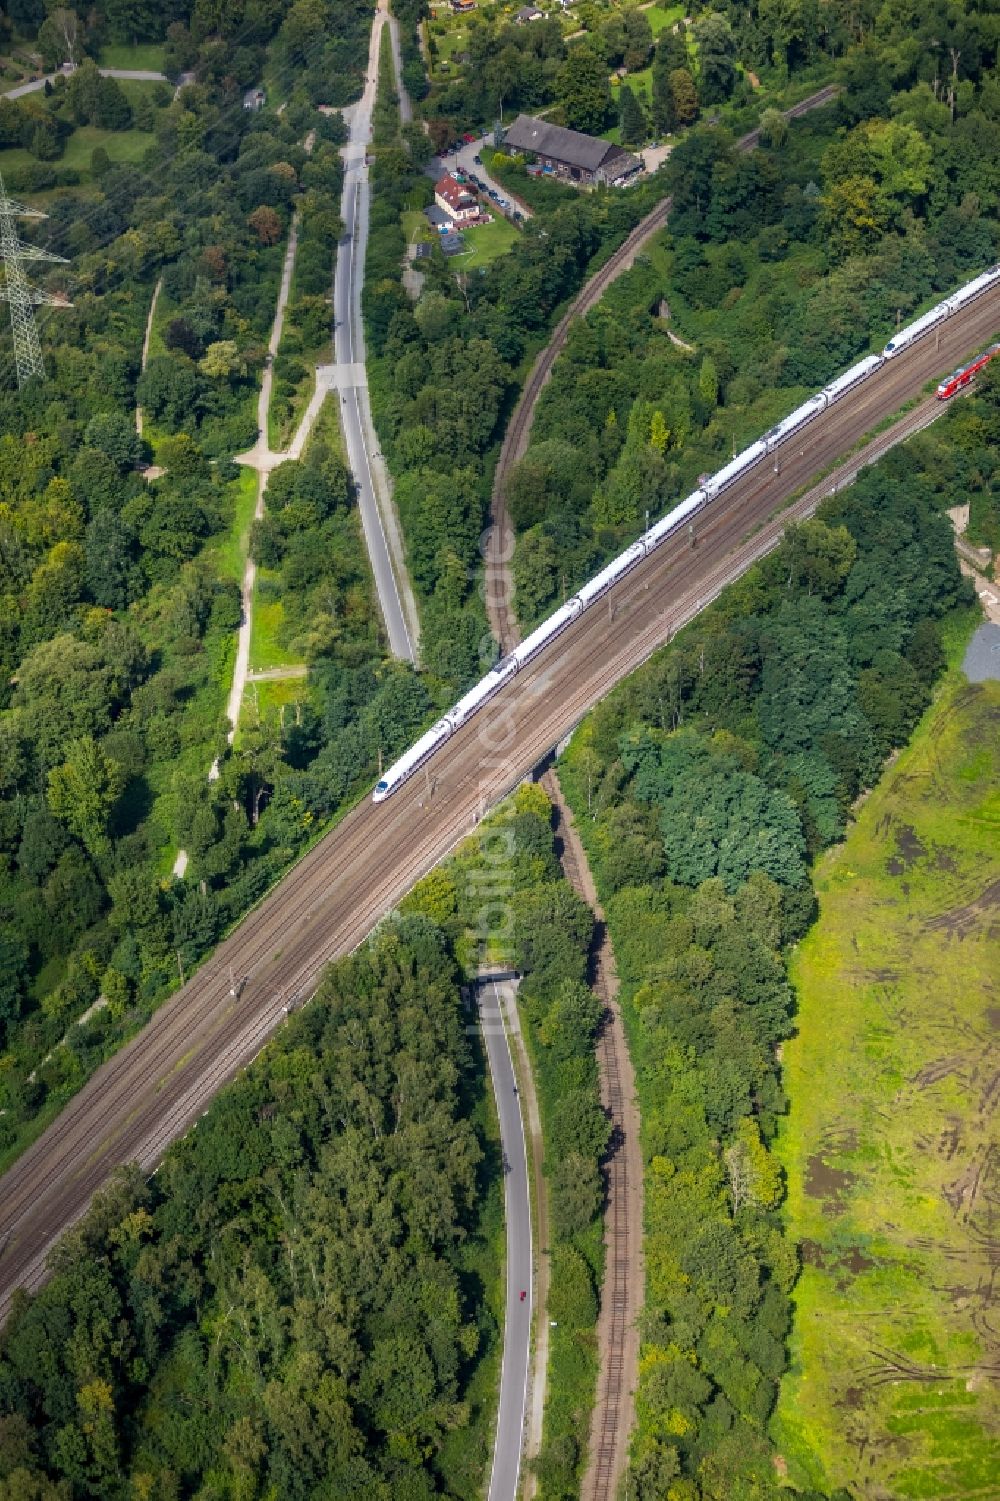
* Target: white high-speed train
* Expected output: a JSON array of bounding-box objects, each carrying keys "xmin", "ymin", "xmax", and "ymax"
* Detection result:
[{"xmin": 372, "ymin": 263, "xmax": 1000, "ymax": 803}]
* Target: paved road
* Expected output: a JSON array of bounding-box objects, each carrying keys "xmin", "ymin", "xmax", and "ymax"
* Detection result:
[
  {"xmin": 2, "ymin": 65, "xmax": 169, "ymax": 97},
  {"xmin": 0, "ymin": 288, "xmax": 997, "ymax": 1329},
  {"xmin": 335, "ymin": 1, "xmax": 418, "ymax": 661},
  {"xmin": 478, "ymin": 980, "xmax": 532, "ymax": 1501}
]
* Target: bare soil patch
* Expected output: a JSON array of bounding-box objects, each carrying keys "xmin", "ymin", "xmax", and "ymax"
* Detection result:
[{"xmin": 805, "ymin": 1154, "xmax": 856, "ymax": 1203}]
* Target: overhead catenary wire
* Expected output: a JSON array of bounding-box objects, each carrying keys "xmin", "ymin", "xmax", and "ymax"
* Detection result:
[{"xmin": 0, "ymin": 16, "xmax": 353, "ymax": 389}]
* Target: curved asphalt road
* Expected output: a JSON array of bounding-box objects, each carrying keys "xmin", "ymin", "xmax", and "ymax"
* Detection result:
[
  {"xmin": 479, "ymin": 980, "xmax": 532, "ymax": 1501},
  {"xmin": 335, "ymin": 1, "xmax": 417, "ymax": 661}
]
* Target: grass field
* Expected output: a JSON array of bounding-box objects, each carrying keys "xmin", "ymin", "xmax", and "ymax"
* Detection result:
[
  {"xmin": 0, "ymin": 122, "xmax": 154, "ymax": 176},
  {"xmin": 639, "ymin": 3, "xmax": 685, "ymax": 37},
  {"xmin": 403, "ymin": 207, "xmax": 434, "ymax": 245},
  {"xmin": 458, "ymin": 213, "xmax": 520, "ymax": 267},
  {"xmin": 97, "ymin": 43, "xmax": 167, "ymax": 71},
  {"xmin": 209, "ymin": 466, "xmax": 259, "ymax": 585},
  {"xmin": 243, "ymin": 675, "xmax": 312, "ymax": 725},
  {"xmin": 249, "ymin": 575, "xmax": 302, "ymax": 673},
  {"xmin": 772, "ymin": 670, "xmax": 1000, "ymax": 1499}
]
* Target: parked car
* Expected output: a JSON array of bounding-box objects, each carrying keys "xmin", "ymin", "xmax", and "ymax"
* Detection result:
[
  {"xmin": 474, "ymin": 153, "xmax": 482, "ymax": 164},
  {"xmin": 463, "ymin": 131, "xmax": 475, "ymax": 142}
]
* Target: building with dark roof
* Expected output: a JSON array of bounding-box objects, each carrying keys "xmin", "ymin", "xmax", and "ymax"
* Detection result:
[{"xmin": 501, "ymin": 113, "xmax": 642, "ymax": 186}]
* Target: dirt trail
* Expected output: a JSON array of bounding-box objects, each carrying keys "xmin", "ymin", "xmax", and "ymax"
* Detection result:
[
  {"xmin": 541, "ymin": 770, "xmax": 644, "ymax": 1501},
  {"xmin": 135, "ymin": 277, "xmax": 161, "ymax": 438}
]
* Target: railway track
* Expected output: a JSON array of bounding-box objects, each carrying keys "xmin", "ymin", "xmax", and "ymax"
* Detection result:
[
  {"xmin": 485, "ymin": 82, "xmax": 841, "ymax": 652},
  {"xmin": 1, "ymin": 281, "xmax": 997, "ymax": 1328},
  {"xmin": 542, "ymin": 776, "xmax": 641, "ymax": 1501}
]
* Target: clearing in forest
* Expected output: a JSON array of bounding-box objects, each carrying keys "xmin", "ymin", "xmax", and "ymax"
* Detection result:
[{"xmin": 773, "ymin": 673, "xmax": 1000, "ymax": 1499}]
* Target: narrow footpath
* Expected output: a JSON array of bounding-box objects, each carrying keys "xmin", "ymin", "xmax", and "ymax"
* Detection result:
[
  {"xmin": 229, "ymin": 209, "xmax": 304, "ymax": 737},
  {"xmin": 541, "ymin": 770, "xmax": 644, "ymax": 1501},
  {"xmin": 134, "ymin": 276, "xmax": 160, "ymax": 440},
  {"xmin": 385, "ymin": 2, "xmax": 413, "ymax": 124}
]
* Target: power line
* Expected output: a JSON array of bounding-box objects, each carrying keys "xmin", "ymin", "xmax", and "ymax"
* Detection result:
[
  {"xmin": 0, "ymin": 169, "xmax": 70, "ymax": 387},
  {"xmin": 0, "ymin": 26, "xmax": 339, "ymax": 391}
]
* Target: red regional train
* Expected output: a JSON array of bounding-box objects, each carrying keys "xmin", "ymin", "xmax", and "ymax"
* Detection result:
[{"xmin": 936, "ymin": 342, "xmax": 1000, "ymax": 399}]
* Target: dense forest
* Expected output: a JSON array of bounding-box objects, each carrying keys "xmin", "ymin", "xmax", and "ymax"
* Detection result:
[
  {"xmin": 0, "ymin": 919, "xmax": 492, "ymax": 1500},
  {"xmin": 0, "ymin": 778, "xmax": 608, "ymax": 1499},
  {"xmin": 498, "ymin": 0, "xmax": 1000, "ymax": 621},
  {"xmin": 557, "ymin": 413, "xmax": 980, "ymax": 1497}
]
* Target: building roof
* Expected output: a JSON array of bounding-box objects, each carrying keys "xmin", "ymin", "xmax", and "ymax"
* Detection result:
[
  {"xmin": 425, "ymin": 204, "xmax": 453, "ymax": 228},
  {"xmin": 502, "ymin": 114, "xmax": 622, "ymax": 173},
  {"xmin": 516, "ymin": 5, "xmax": 544, "ymax": 18},
  {"xmin": 435, "ymin": 173, "xmax": 476, "ymax": 210}
]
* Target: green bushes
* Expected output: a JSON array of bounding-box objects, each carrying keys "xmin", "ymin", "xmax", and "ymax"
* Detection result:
[
  {"xmin": 557, "ymin": 429, "xmax": 974, "ymax": 1499},
  {"xmin": 506, "ymin": 60, "xmax": 1000, "ymax": 632},
  {"xmin": 0, "ymin": 920, "xmax": 498, "ymax": 1499},
  {"xmin": 0, "ymin": 7, "xmax": 426, "ymax": 1163}
]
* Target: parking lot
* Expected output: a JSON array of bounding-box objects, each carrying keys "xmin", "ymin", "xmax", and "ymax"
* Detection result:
[{"xmin": 429, "ymin": 131, "xmax": 533, "ymax": 222}]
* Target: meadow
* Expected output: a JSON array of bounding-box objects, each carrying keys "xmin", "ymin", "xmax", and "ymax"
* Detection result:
[{"xmin": 773, "ymin": 669, "xmax": 1000, "ymax": 1498}]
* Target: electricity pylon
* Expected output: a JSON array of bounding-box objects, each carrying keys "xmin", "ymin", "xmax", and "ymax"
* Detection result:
[{"xmin": 0, "ymin": 169, "xmax": 70, "ymax": 388}]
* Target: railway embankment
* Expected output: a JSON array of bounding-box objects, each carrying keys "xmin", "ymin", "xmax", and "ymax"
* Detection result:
[
  {"xmin": 541, "ymin": 769, "xmax": 643, "ymax": 1501},
  {"xmin": 485, "ymin": 83, "xmax": 840, "ymax": 649}
]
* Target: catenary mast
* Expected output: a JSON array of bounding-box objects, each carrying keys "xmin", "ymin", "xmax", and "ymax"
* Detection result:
[{"xmin": 0, "ymin": 169, "xmax": 70, "ymax": 388}]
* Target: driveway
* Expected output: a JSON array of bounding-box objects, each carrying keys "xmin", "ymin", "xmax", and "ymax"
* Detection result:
[
  {"xmin": 429, "ymin": 133, "xmax": 533, "ymax": 220},
  {"xmin": 2, "ymin": 64, "xmax": 168, "ymax": 97}
]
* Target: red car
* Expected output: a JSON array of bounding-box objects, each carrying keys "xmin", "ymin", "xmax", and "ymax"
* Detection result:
[
  {"xmin": 463, "ymin": 132, "xmax": 476, "ymax": 143},
  {"xmin": 519, "ymin": 1289, "xmax": 526, "ymax": 1302}
]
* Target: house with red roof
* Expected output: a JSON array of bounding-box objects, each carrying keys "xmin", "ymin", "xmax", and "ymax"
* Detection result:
[{"xmin": 434, "ymin": 173, "xmax": 479, "ymax": 224}]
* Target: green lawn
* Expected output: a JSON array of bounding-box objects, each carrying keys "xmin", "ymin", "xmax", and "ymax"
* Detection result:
[
  {"xmin": 97, "ymin": 43, "xmax": 167, "ymax": 72},
  {"xmin": 772, "ymin": 669, "xmax": 1000, "ymax": 1498},
  {"xmin": 244, "ymin": 675, "xmax": 313, "ymax": 724},
  {"xmin": 208, "ymin": 466, "xmax": 259, "ymax": 585},
  {"xmin": 118, "ymin": 78, "xmax": 169, "ymax": 106},
  {"xmin": 403, "ymin": 207, "xmax": 434, "ymax": 245},
  {"xmin": 456, "ymin": 213, "xmax": 520, "ymax": 268},
  {"xmin": 0, "ymin": 122, "xmax": 154, "ymax": 178},
  {"xmin": 249, "ymin": 572, "xmax": 302, "ymax": 673},
  {"xmin": 611, "ymin": 62, "xmax": 653, "ymax": 103},
  {"xmin": 432, "ymin": 20, "xmax": 471, "ymax": 65},
  {"xmin": 639, "ymin": 2, "xmax": 685, "ymax": 36}
]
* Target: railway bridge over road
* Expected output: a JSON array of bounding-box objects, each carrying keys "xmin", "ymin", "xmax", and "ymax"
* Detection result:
[{"xmin": 0, "ymin": 284, "xmax": 998, "ymax": 1330}]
